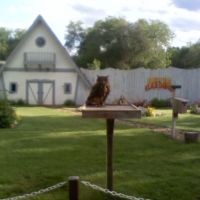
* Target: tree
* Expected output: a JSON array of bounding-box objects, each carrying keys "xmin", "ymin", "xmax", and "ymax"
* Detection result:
[
  {"xmin": 77, "ymin": 17, "xmax": 130, "ymax": 69},
  {"xmin": 64, "ymin": 21, "xmax": 85, "ymax": 54},
  {"xmin": 0, "ymin": 28, "xmax": 10, "ymax": 60},
  {"xmin": 0, "ymin": 28, "xmax": 26, "ymax": 60},
  {"xmin": 87, "ymin": 58, "xmax": 101, "ymax": 69},
  {"xmin": 65, "ymin": 17, "xmax": 174, "ymax": 69},
  {"xmin": 127, "ymin": 19, "xmax": 173, "ymax": 68},
  {"xmin": 169, "ymin": 41, "xmax": 200, "ymax": 68}
]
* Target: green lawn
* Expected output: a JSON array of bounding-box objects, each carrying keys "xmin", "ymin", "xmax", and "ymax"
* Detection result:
[
  {"xmin": 0, "ymin": 107, "xmax": 200, "ymax": 200},
  {"xmin": 132, "ymin": 109, "xmax": 200, "ymax": 132}
]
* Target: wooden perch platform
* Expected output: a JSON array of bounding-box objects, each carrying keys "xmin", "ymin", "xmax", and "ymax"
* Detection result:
[
  {"xmin": 79, "ymin": 104, "xmax": 142, "ymax": 119},
  {"xmin": 79, "ymin": 104, "xmax": 142, "ymax": 190}
]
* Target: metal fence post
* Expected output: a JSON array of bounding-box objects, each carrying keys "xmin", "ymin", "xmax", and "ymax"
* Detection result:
[{"xmin": 69, "ymin": 176, "xmax": 79, "ymax": 200}]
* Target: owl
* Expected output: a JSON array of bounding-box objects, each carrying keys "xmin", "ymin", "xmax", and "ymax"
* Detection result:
[{"xmin": 86, "ymin": 75, "xmax": 110, "ymax": 106}]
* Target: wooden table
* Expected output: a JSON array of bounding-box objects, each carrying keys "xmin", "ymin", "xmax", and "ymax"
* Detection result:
[{"xmin": 79, "ymin": 105, "xmax": 141, "ymax": 190}]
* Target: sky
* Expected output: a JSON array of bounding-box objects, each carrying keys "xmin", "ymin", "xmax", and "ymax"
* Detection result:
[{"xmin": 0, "ymin": 0, "xmax": 200, "ymax": 47}]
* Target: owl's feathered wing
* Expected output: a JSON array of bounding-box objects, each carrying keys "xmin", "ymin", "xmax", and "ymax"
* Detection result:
[{"xmin": 86, "ymin": 83, "xmax": 110, "ymax": 106}]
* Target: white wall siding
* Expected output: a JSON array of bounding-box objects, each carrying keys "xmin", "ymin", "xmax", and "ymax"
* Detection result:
[
  {"xmin": 7, "ymin": 23, "xmax": 75, "ymax": 69},
  {"xmin": 0, "ymin": 74, "xmax": 5, "ymax": 99},
  {"xmin": 4, "ymin": 66, "xmax": 200, "ymax": 106},
  {"xmin": 75, "ymin": 77, "xmax": 90, "ymax": 105},
  {"xmin": 4, "ymin": 71, "xmax": 77, "ymax": 105},
  {"xmin": 80, "ymin": 67, "xmax": 200, "ymax": 104}
]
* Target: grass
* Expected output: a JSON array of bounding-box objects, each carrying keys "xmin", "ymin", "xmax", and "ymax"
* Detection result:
[
  {"xmin": 132, "ymin": 108, "xmax": 200, "ymax": 132},
  {"xmin": 0, "ymin": 107, "xmax": 199, "ymax": 200}
]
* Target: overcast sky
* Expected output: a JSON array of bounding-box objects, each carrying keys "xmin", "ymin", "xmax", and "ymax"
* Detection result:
[{"xmin": 0, "ymin": 0, "xmax": 200, "ymax": 47}]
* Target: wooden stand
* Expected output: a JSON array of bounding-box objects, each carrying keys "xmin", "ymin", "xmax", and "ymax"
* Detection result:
[
  {"xmin": 79, "ymin": 105, "xmax": 141, "ymax": 190},
  {"xmin": 69, "ymin": 176, "xmax": 79, "ymax": 200},
  {"xmin": 184, "ymin": 132, "xmax": 199, "ymax": 143},
  {"xmin": 106, "ymin": 119, "xmax": 114, "ymax": 190},
  {"xmin": 171, "ymin": 89, "xmax": 176, "ymax": 138},
  {"xmin": 171, "ymin": 85, "xmax": 182, "ymax": 138}
]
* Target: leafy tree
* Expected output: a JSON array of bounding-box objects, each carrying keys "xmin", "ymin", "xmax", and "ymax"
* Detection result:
[
  {"xmin": 65, "ymin": 17, "xmax": 173, "ymax": 69},
  {"xmin": 127, "ymin": 19, "xmax": 173, "ymax": 68},
  {"xmin": 0, "ymin": 28, "xmax": 10, "ymax": 60},
  {"xmin": 169, "ymin": 42, "xmax": 200, "ymax": 68},
  {"xmin": 77, "ymin": 17, "xmax": 130, "ymax": 69},
  {"xmin": 0, "ymin": 28, "xmax": 25, "ymax": 60},
  {"xmin": 8, "ymin": 29, "xmax": 26, "ymax": 57},
  {"xmin": 186, "ymin": 42, "xmax": 200, "ymax": 68},
  {"xmin": 64, "ymin": 21, "xmax": 85, "ymax": 54},
  {"xmin": 87, "ymin": 58, "xmax": 101, "ymax": 69}
]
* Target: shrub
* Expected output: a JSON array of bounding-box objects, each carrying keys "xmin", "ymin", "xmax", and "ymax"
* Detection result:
[
  {"xmin": 150, "ymin": 98, "xmax": 171, "ymax": 108},
  {"xmin": 190, "ymin": 104, "xmax": 200, "ymax": 114},
  {"xmin": 9, "ymin": 99, "xmax": 27, "ymax": 106},
  {"xmin": 16, "ymin": 99, "xmax": 26, "ymax": 106},
  {"xmin": 0, "ymin": 99, "xmax": 19, "ymax": 128},
  {"xmin": 63, "ymin": 99, "xmax": 76, "ymax": 107},
  {"xmin": 146, "ymin": 107, "xmax": 156, "ymax": 117}
]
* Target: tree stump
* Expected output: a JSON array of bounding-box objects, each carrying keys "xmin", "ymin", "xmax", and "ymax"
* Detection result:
[{"xmin": 184, "ymin": 132, "xmax": 199, "ymax": 143}]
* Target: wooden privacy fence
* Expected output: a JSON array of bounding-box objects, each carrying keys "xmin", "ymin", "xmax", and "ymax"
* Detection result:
[{"xmin": 77, "ymin": 67, "xmax": 200, "ymax": 105}]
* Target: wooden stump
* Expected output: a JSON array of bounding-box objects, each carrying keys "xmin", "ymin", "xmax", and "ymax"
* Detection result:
[{"xmin": 184, "ymin": 132, "xmax": 199, "ymax": 143}]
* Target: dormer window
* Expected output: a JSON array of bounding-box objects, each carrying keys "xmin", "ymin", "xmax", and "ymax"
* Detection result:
[{"xmin": 35, "ymin": 36, "xmax": 46, "ymax": 47}]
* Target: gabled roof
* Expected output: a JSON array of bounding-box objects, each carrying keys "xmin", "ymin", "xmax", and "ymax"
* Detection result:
[{"xmin": 1, "ymin": 15, "xmax": 91, "ymax": 88}]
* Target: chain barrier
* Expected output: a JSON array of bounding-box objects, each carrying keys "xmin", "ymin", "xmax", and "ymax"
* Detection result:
[
  {"xmin": 0, "ymin": 181, "xmax": 67, "ymax": 200},
  {"xmin": 1, "ymin": 179, "xmax": 152, "ymax": 200},
  {"xmin": 81, "ymin": 180, "xmax": 151, "ymax": 200}
]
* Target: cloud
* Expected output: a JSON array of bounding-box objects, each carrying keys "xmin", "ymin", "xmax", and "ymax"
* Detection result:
[
  {"xmin": 0, "ymin": 0, "xmax": 200, "ymax": 47},
  {"xmin": 70, "ymin": 3, "xmax": 107, "ymax": 25},
  {"xmin": 172, "ymin": 29, "xmax": 200, "ymax": 46},
  {"xmin": 72, "ymin": 4, "xmax": 105, "ymax": 15},
  {"xmin": 171, "ymin": 18, "xmax": 200, "ymax": 31},
  {"xmin": 172, "ymin": 0, "xmax": 200, "ymax": 11}
]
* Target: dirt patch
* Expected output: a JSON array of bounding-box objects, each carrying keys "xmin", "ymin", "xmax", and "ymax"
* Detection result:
[
  {"xmin": 56, "ymin": 107, "xmax": 81, "ymax": 116},
  {"xmin": 117, "ymin": 119, "xmax": 185, "ymax": 141}
]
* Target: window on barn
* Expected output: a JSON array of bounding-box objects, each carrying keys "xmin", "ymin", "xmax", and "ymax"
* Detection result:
[
  {"xmin": 64, "ymin": 83, "xmax": 72, "ymax": 94},
  {"xmin": 9, "ymin": 82, "xmax": 18, "ymax": 93},
  {"xmin": 35, "ymin": 36, "xmax": 46, "ymax": 47}
]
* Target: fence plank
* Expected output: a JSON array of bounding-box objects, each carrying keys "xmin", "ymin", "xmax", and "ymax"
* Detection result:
[{"xmin": 79, "ymin": 67, "xmax": 200, "ymax": 105}]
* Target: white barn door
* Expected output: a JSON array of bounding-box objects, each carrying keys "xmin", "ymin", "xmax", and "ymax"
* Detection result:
[
  {"xmin": 26, "ymin": 80, "xmax": 55, "ymax": 105},
  {"xmin": 42, "ymin": 82, "xmax": 54, "ymax": 105},
  {"xmin": 27, "ymin": 82, "xmax": 39, "ymax": 105}
]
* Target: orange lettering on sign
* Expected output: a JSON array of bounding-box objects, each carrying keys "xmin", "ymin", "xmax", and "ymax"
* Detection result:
[{"xmin": 145, "ymin": 77, "xmax": 173, "ymax": 91}]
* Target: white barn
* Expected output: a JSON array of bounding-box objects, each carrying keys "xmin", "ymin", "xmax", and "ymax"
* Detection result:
[{"xmin": 0, "ymin": 15, "xmax": 90, "ymax": 105}]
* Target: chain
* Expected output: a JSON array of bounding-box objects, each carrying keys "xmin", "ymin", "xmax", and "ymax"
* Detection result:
[
  {"xmin": 0, "ymin": 181, "xmax": 67, "ymax": 200},
  {"xmin": 1, "ymin": 179, "xmax": 152, "ymax": 200},
  {"xmin": 81, "ymin": 180, "xmax": 151, "ymax": 200}
]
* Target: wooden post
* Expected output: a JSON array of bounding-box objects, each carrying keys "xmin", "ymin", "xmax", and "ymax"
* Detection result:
[
  {"xmin": 184, "ymin": 132, "xmax": 199, "ymax": 143},
  {"xmin": 171, "ymin": 89, "xmax": 176, "ymax": 138},
  {"xmin": 69, "ymin": 176, "xmax": 79, "ymax": 200},
  {"xmin": 172, "ymin": 111, "xmax": 178, "ymax": 138},
  {"xmin": 106, "ymin": 118, "xmax": 114, "ymax": 190},
  {"xmin": 171, "ymin": 85, "xmax": 181, "ymax": 138}
]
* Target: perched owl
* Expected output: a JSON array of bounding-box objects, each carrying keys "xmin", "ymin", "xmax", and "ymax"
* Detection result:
[{"xmin": 86, "ymin": 75, "xmax": 110, "ymax": 106}]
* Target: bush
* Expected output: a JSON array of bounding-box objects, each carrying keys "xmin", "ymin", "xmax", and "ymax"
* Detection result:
[
  {"xmin": 190, "ymin": 104, "xmax": 200, "ymax": 114},
  {"xmin": 0, "ymin": 99, "xmax": 19, "ymax": 128},
  {"xmin": 9, "ymin": 99, "xmax": 27, "ymax": 106},
  {"xmin": 150, "ymin": 98, "xmax": 171, "ymax": 108},
  {"xmin": 63, "ymin": 100, "xmax": 76, "ymax": 107},
  {"xmin": 146, "ymin": 107, "xmax": 156, "ymax": 117}
]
